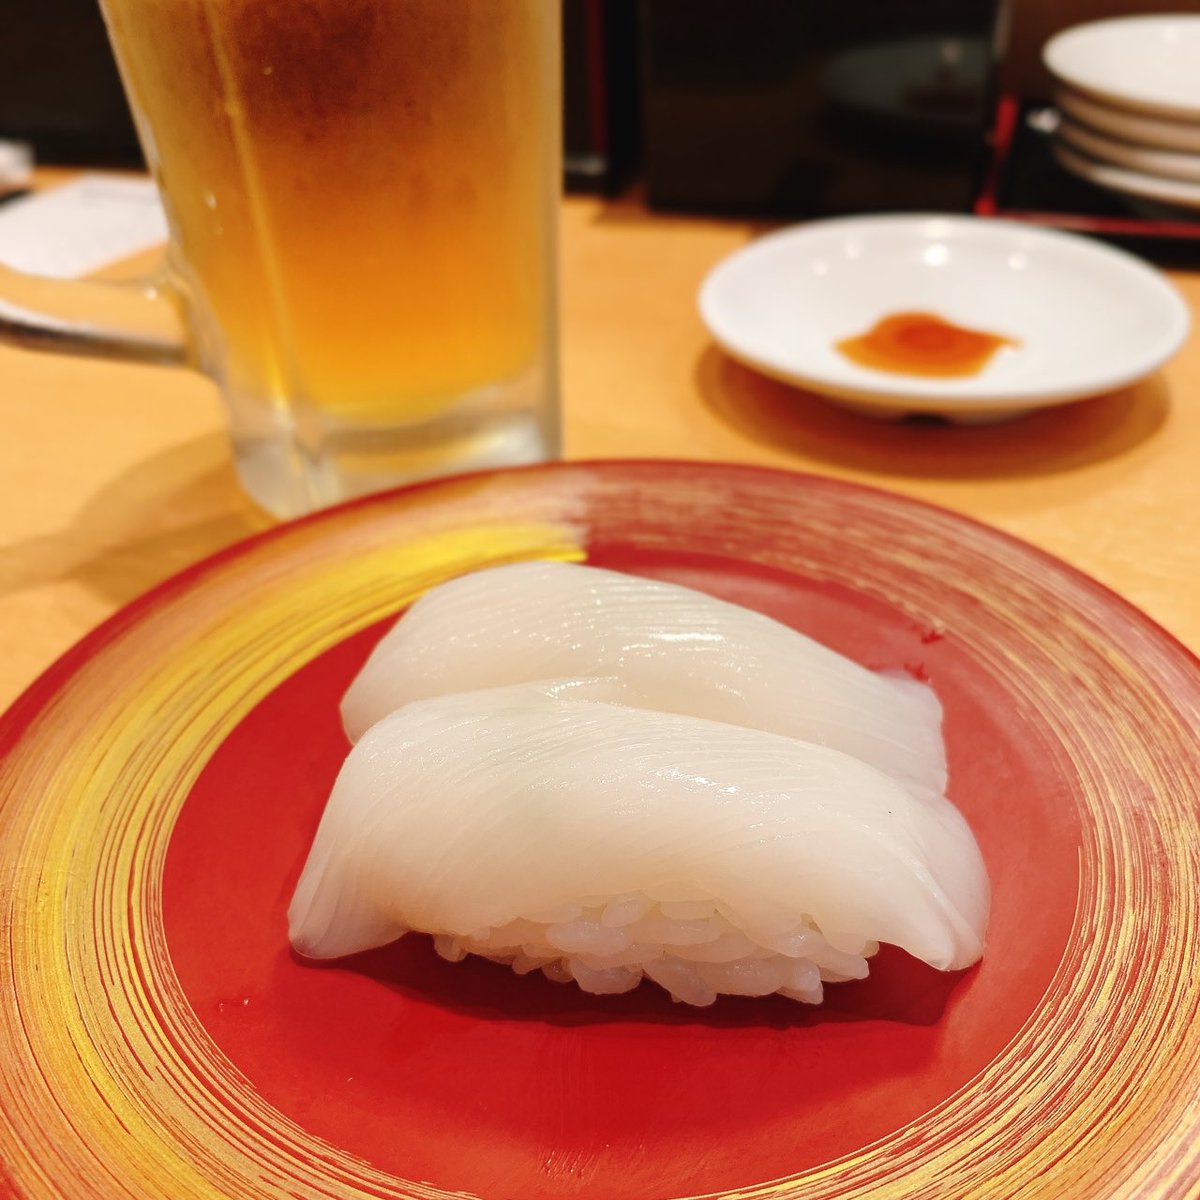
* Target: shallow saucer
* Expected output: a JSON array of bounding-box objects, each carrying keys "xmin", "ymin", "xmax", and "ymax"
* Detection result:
[
  {"xmin": 1054, "ymin": 140, "xmax": 1200, "ymax": 215},
  {"xmin": 698, "ymin": 214, "xmax": 1189, "ymax": 422},
  {"xmin": 1056, "ymin": 87, "xmax": 1200, "ymax": 155},
  {"xmin": 1044, "ymin": 15, "xmax": 1200, "ymax": 121},
  {"xmin": 1058, "ymin": 116, "xmax": 1200, "ymax": 185}
]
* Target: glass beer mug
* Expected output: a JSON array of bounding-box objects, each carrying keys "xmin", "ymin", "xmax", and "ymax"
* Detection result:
[{"xmin": 0, "ymin": 1, "xmax": 561, "ymax": 518}]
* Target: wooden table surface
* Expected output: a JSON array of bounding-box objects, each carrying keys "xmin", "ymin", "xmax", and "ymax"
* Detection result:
[{"xmin": 1, "ymin": 185, "xmax": 1197, "ymax": 710}]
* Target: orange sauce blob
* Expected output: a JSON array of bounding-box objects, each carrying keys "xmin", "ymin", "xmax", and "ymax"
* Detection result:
[{"xmin": 836, "ymin": 311, "xmax": 1017, "ymax": 378}]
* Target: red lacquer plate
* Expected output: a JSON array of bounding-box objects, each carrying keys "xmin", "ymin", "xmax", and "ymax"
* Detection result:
[{"xmin": 1, "ymin": 461, "xmax": 1198, "ymax": 1200}]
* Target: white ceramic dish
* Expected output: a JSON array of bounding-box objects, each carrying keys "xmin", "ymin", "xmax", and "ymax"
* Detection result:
[
  {"xmin": 1044, "ymin": 15, "xmax": 1200, "ymax": 121},
  {"xmin": 1056, "ymin": 88, "xmax": 1200, "ymax": 155},
  {"xmin": 1057, "ymin": 117, "xmax": 1200, "ymax": 185},
  {"xmin": 1053, "ymin": 141, "xmax": 1200, "ymax": 213},
  {"xmin": 698, "ymin": 214, "xmax": 1189, "ymax": 422}
]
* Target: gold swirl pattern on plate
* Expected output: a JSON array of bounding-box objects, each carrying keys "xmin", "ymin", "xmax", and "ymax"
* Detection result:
[{"xmin": 0, "ymin": 462, "xmax": 1198, "ymax": 1200}]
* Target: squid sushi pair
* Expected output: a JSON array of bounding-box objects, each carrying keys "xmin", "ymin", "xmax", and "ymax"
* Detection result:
[{"xmin": 289, "ymin": 562, "xmax": 989, "ymax": 1006}]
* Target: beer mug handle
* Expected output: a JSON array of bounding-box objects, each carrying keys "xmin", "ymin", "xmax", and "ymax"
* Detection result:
[{"xmin": 0, "ymin": 261, "xmax": 187, "ymax": 365}]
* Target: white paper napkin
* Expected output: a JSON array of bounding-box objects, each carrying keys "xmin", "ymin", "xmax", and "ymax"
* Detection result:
[{"xmin": 0, "ymin": 174, "xmax": 167, "ymax": 279}]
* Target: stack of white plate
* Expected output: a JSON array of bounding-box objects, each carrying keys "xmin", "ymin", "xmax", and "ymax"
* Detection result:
[{"xmin": 1043, "ymin": 14, "xmax": 1200, "ymax": 214}]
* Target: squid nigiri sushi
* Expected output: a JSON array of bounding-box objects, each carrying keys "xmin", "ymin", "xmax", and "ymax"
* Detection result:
[
  {"xmin": 289, "ymin": 687, "xmax": 988, "ymax": 1007},
  {"xmin": 341, "ymin": 561, "xmax": 945, "ymax": 793}
]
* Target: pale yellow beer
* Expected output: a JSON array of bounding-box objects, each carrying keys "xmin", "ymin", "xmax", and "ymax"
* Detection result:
[{"xmin": 97, "ymin": 0, "xmax": 559, "ymax": 511}]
